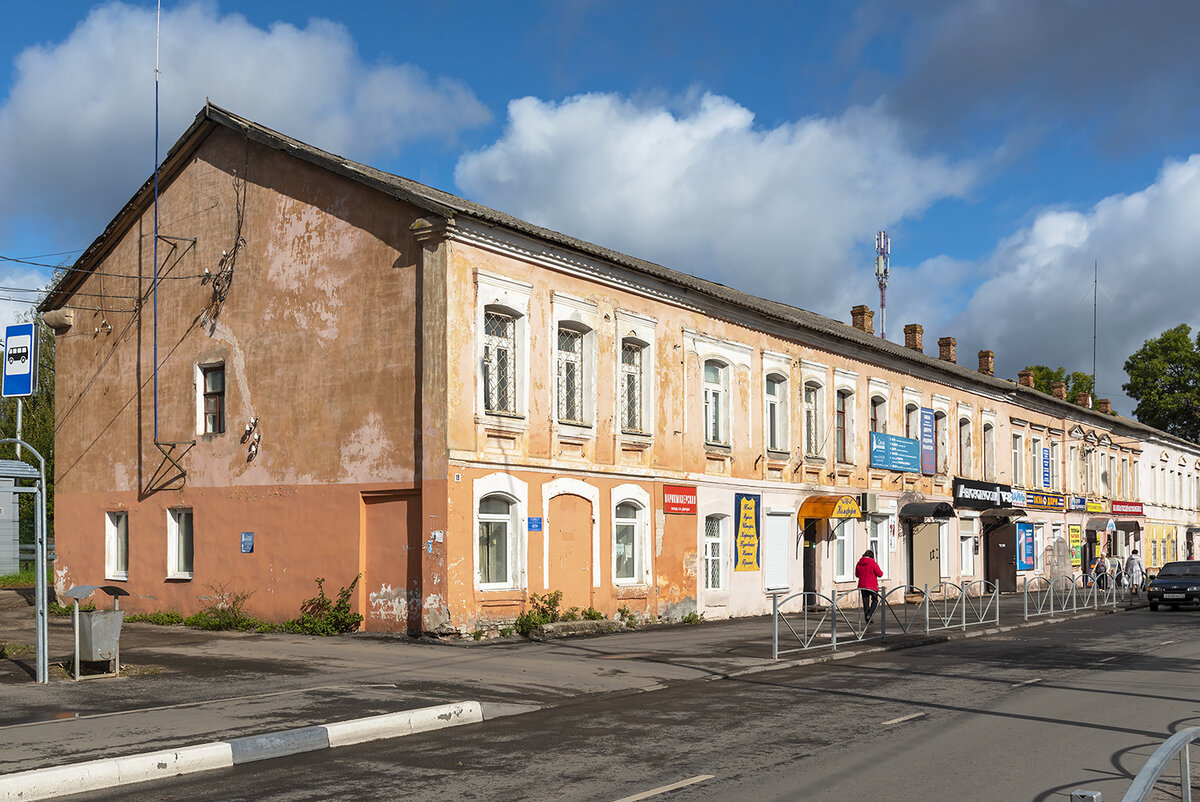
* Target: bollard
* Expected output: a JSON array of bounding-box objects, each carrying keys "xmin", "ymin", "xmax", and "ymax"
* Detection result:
[
  {"xmin": 772, "ymin": 594, "xmax": 779, "ymax": 660},
  {"xmin": 1070, "ymin": 792, "xmax": 1101, "ymax": 801}
]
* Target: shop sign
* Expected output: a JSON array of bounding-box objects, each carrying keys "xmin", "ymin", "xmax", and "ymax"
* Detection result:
[
  {"xmin": 953, "ymin": 478, "xmax": 1014, "ymax": 510},
  {"xmin": 734, "ymin": 493, "xmax": 760, "ymax": 572},
  {"xmin": 1041, "ymin": 447, "xmax": 1051, "ymax": 488},
  {"xmin": 1017, "ymin": 522, "xmax": 1035, "ymax": 571},
  {"xmin": 240, "ymin": 531, "xmax": 254, "ymax": 554},
  {"xmin": 920, "ymin": 408, "xmax": 936, "ymax": 475},
  {"xmin": 1085, "ymin": 499, "xmax": 1104, "ymax": 513},
  {"xmin": 1069, "ymin": 496, "xmax": 1088, "ymax": 512},
  {"xmin": 662, "ymin": 484, "xmax": 697, "ymax": 515},
  {"xmin": 869, "ymin": 431, "xmax": 921, "ymax": 472},
  {"xmin": 1025, "ymin": 491, "xmax": 1066, "ymax": 512},
  {"xmin": 1110, "ymin": 500, "xmax": 1144, "ymax": 516},
  {"xmin": 1010, "ymin": 488, "xmax": 1027, "ymax": 506},
  {"xmin": 1069, "ymin": 524, "xmax": 1082, "ymax": 566},
  {"xmin": 830, "ymin": 496, "xmax": 862, "ymax": 518}
]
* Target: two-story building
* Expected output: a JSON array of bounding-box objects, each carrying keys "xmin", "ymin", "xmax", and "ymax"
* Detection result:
[{"xmin": 39, "ymin": 104, "xmax": 1200, "ymax": 635}]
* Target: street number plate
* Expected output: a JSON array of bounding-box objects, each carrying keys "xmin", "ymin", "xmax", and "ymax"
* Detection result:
[{"xmin": 1163, "ymin": 593, "xmax": 1185, "ymax": 599}]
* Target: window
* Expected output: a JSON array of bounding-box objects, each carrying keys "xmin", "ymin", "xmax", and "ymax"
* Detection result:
[
  {"xmin": 478, "ymin": 495, "xmax": 516, "ymax": 587},
  {"xmin": 1050, "ymin": 441, "xmax": 1061, "ymax": 490},
  {"xmin": 939, "ymin": 522, "xmax": 950, "ymax": 577},
  {"xmin": 958, "ymin": 418, "xmax": 971, "ymax": 477},
  {"xmin": 620, "ymin": 340, "xmax": 646, "ymax": 434},
  {"xmin": 869, "ymin": 396, "xmax": 886, "ymax": 434},
  {"xmin": 833, "ymin": 519, "xmax": 855, "ymax": 581},
  {"xmin": 199, "ymin": 364, "xmax": 225, "ymax": 435},
  {"xmin": 1031, "ymin": 437, "xmax": 1042, "ymax": 489},
  {"xmin": 555, "ymin": 326, "xmax": 584, "ymax": 424},
  {"xmin": 765, "ymin": 373, "xmax": 788, "ymax": 451},
  {"xmin": 934, "ymin": 411, "xmax": 947, "ymax": 473},
  {"xmin": 1120, "ymin": 458, "xmax": 1129, "ymax": 498},
  {"xmin": 105, "ymin": 511, "xmax": 128, "ymax": 581},
  {"xmin": 704, "ymin": 515, "xmax": 726, "ymax": 591},
  {"xmin": 1107, "ymin": 456, "xmax": 1116, "ymax": 497},
  {"xmin": 1132, "ymin": 460, "xmax": 1139, "ymax": 499},
  {"xmin": 804, "ymin": 382, "xmax": 823, "ymax": 457},
  {"xmin": 905, "ymin": 403, "xmax": 919, "ymax": 439},
  {"xmin": 960, "ymin": 518, "xmax": 976, "ymax": 576},
  {"xmin": 835, "ymin": 389, "xmax": 853, "ymax": 463},
  {"xmin": 867, "ymin": 516, "xmax": 889, "ymax": 578},
  {"xmin": 703, "ymin": 360, "xmax": 729, "ymax": 445},
  {"xmin": 983, "ymin": 423, "xmax": 996, "ymax": 482},
  {"xmin": 1012, "ymin": 434, "xmax": 1023, "ymax": 486},
  {"xmin": 1033, "ymin": 524, "xmax": 1045, "ymax": 572},
  {"xmin": 167, "ymin": 508, "xmax": 193, "ymax": 579},
  {"xmin": 483, "ymin": 311, "xmax": 517, "ymax": 414},
  {"xmin": 614, "ymin": 501, "xmax": 644, "ymax": 583}
]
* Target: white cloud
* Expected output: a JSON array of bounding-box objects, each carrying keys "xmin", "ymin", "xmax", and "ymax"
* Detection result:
[
  {"xmin": 455, "ymin": 92, "xmax": 977, "ymax": 314},
  {"xmin": 0, "ymin": 1, "xmax": 490, "ymax": 247}
]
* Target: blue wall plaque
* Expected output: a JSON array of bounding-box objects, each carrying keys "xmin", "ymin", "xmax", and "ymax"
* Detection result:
[{"xmin": 870, "ymin": 431, "xmax": 921, "ymax": 472}]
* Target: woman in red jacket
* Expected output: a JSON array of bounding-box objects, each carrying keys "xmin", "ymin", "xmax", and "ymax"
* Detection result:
[{"xmin": 856, "ymin": 549, "xmax": 884, "ymax": 624}]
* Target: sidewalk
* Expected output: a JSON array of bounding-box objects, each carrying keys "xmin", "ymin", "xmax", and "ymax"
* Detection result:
[{"xmin": 0, "ymin": 591, "xmax": 1135, "ymax": 792}]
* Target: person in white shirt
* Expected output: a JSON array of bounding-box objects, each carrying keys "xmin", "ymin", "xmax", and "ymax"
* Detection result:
[{"xmin": 1124, "ymin": 549, "xmax": 1145, "ymax": 597}]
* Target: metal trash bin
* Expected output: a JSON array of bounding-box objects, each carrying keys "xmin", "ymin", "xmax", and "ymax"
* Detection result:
[{"xmin": 78, "ymin": 609, "xmax": 124, "ymax": 661}]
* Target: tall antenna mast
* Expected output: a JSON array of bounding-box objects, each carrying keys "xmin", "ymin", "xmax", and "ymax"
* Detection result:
[
  {"xmin": 153, "ymin": 0, "xmax": 161, "ymax": 441},
  {"xmin": 875, "ymin": 231, "xmax": 890, "ymax": 339},
  {"xmin": 1091, "ymin": 258, "xmax": 1097, "ymax": 404}
]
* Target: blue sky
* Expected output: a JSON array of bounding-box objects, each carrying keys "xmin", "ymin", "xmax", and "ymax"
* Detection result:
[{"xmin": 3, "ymin": 1, "xmax": 1200, "ymax": 415}]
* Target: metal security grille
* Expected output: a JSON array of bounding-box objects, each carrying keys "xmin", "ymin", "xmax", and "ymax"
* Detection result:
[
  {"xmin": 557, "ymin": 328, "xmax": 583, "ymax": 423},
  {"xmin": 620, "ymin": 342, "xmax": 643, "ymax": 433},
  {"xmin": 483, "ymin": 312, "xmax": 516, "ymax": 413},
  {"xmin": 704, "ymin": 516, "xmax": 722, "ymax": 590},
  {"xmin": 804, "ymin": 385, "xmax": 820, "ymax": 457}
]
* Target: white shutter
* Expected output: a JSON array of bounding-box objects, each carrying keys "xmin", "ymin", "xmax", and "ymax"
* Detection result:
[{"xmin": 763, "ymin": 513, "xmax": 791, "ymax": 591}]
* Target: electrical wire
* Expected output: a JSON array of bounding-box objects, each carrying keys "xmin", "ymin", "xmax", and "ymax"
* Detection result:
[{"xmin": 0, "ymin": 254, "xmax": 208, "ymax": 282}]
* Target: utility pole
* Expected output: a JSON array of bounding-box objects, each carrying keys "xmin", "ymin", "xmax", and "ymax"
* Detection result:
[{"xmin": 875, "ymin": 231, "xmax": 890, "ymax": 339}]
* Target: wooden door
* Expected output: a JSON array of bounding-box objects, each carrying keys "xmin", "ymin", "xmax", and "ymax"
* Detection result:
[
  {"xmin": 362, "ymin": 492, "xmax": 422, "ymax": 634},
  {"xmin": 548, "ymin": 494, "xmax": 593, "ymax": 609}
]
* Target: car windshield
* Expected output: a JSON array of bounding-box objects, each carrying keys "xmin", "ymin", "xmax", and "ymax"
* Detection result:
[{"xmin": 1157, "ymin": 562, "xmax": 1200, "ymax": 577}]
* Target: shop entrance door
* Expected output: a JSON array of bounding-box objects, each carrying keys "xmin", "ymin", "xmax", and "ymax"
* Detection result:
[
  {"xmin": 802, "ymin": 519, "xmax": 818, "ymax": 593},
  {"xmin": 547, "ymin": 494, "xmax": 593, "ymax": 609},
  {"xmin": 985, "ymin": 524, "xmax": 1017, "ymax": 592},
  {"xmin": 908, "ymin": 521, "xmax": 941, "ymax": 590}
]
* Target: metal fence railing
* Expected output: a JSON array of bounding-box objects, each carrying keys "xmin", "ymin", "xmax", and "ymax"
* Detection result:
[
  {"xmin": 1072, "ymin": 725, "xmax": 1198, "ymax": 801},
  {"xmin": 17, "ymin": 542, "xmax": 56, "ymax": 564},
  {"xmin": 1024, "ymin": 569, "xmax": 1143, "ymax": 620},
  {"xmin": 771, "ymin": 581, "xmax": 1000, "ymax": 659}
]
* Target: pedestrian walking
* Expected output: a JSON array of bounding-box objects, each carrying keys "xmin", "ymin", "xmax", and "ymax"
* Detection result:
[
  {"xmin": 1124, "ymin": 549, "xmax": 1145, "ymax": 597},
  {"xmin": 1092, "ymin": 554, "xmax": 1109, "ymax": 590},
  {"xmin": 856, "ymin": 549, "xmax": 883, "ymax": 625}
]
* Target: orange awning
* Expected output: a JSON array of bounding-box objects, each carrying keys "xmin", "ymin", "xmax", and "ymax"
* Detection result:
[{"xmin": 798, "ymin": 494, "xmax": 862, "ymax": 520}]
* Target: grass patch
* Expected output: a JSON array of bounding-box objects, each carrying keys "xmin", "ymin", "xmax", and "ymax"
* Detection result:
[
  {"xmin": 0, "ymin": 641, "xmax": 33, "ymax": 658},
  {"xmin": 0, "ymin": 569, "xmax": 38, "ymax": 588},
  {"xmin": 124, "ymin": 611, "xmax": 185, "ymax": 626}
]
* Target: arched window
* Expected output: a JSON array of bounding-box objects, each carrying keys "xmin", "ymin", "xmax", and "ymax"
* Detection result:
[
  {"xmin": 704, "ymin": 515, "xmax": 727, "ymax": 591},
  {"xmin": 556, "ymin": 324, "xmax": 586, "ymax": 424},
  {"xmin": 982, "ymin": 423, "xmax": 995, "ymax": 481},
  {"xmin": 870, "ymin": 396, "xmax": 887, "ymax": 434},
  {"xmin": 703, "ymin": 360, "xmax": 729, "ymax": 445},
  {"xmin": 765, "ymin": 372, "xmax": 788, "ymax": 451},
  {"xmin": 620, "ymin": 339, "xmax": 647, "ymax": 434},
  {"xmin": 483, "ymin": 310, "xmax": 517, "ymax": 414},
  {"xmin": 835, "ymin": 389, "xmax": 854, "ymax": 463},
  {"xmin": 905, "ymin": 403, "xmax": 919, "ymax": 440},
  {"xmin": 804, "ymin": 381, "xmax": 824, "ymax": 457},
  {"xmin": 614, "ymin": 501, "xmax": 644, "ymax": 582},
  {"xmin": 958, "ymin": 417, "xmax": 971, "ymax": 476},
  {"xmin": 934, "ymin": 411, "xmax": 948, "ymax": 473},
  {"xmin": 478, "ymin": 495, "xmax": 516, "ymax": 587}
]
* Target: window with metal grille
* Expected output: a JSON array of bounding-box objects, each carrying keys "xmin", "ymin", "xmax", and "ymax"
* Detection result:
[
  {"xmin": 704, "ymin": 515, "xmax": 725, "ymax": 590},
  {"xmin": 201, "ymin": 365, "xmax": 225, "ymax": 434},
  {"xmin": 483, "ymin": 311, "xmax": 516, "ymax": 414},
  {"xmin": 556, "ymin": 326, "xmax": 583, "ymax": 423},
  {"xmin": 804, "ymin": 382, "xmax": 821, "ymax": 457},
  {"xmin": 620, "ymin": 341, "xmax": 644, "ymax": 434}
]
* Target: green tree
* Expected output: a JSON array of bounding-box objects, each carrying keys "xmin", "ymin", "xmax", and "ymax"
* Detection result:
[
  {"xmin": 0, "ymin": 312, "xmax": 55, "ymax": 548},
  {"xmin": 1122, "ymin": 324, "xmax": 1200, "ymax": 442},
  {"xmin": 1021, "ymin": 365, "xmax": 1094, "ymax": 400}
]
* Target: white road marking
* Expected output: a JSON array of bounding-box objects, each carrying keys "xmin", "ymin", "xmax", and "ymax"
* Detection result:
[
  {"xmin": 1160, "ymin": 640, "xmax": 1176, "ymax": 645},
  {"xmin": 614, "ymin": 775, "xmax": 715, "ymax": 802},
  {"xmin": 881, "ymin": 712, "xmax": 926, "ymax": 726},
  {"xmin": 1011, "ymin": 678, "xmax": 1043, "ymax": 688},
  {"xmin": 1097, "ymin": 655, "xmax": 1119, "ymax": 663}
]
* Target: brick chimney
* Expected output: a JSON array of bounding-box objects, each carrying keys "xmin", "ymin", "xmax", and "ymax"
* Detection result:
[
  {"xmin": 1018, "ymin": 370, "xmax": 1035, "ymax": 388},
  {"xmin": 1076, "ymin": 391, "xmax": 1092, "ymax": 408},
  {"xmin": 977, "ymin": 350, "xmax": 994, "ymax": 376},
  {"xmin": 850, "ymin": 305, "xmax": 875, "ymax": 335},
  {"xmin": 1051, "ymin": 381, "xmax": 1067, "ymax": 400},
  {"xmin": 1097, "ymin": 398, "xmax": 1112, "ymax": 414},
  {"xmin": 937, "ymin": 337, "xmax": 957, "ymax": 363},
  {"xmin": 903, "ymin": 324, "xmax": 923, "ymax": 353}
]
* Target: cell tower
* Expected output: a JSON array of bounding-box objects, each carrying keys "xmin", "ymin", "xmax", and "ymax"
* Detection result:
[{"xmin": 875, "ymin": 231, "xmax": 890, "ymax": 339}]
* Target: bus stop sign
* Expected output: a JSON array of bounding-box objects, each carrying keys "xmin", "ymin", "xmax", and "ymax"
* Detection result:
[{"xmin": 3, "ymin": 323, "xmax": 37, "ymax": 398}]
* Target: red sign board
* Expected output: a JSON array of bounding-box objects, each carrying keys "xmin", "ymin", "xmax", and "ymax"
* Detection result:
[
  {"xmin": 663, "ymin": 484, "xmax": 697, "ymax": 514},
  {"xmin": 1110, "ymin": 500, "xmax": 1144, "ymax": 516}
]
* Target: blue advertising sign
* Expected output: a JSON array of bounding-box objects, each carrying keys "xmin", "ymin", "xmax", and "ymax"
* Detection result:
[
  {"xmin": 1016, "ymin": 522, "xmax": 1035, "ymax": 571},
  {"xmin": 527, "ymin": 517, "xmax": 543, "ymax": 532},
  {"xmin": 240, "ymin": 532, "xmax": 254, "ymax": 554},
  {"xmin": 919, "ymin": 408, "xmax": 936, "ymax": 475},
  {"xmin": 1010, "ymin": 488, "xmax": 1027, "ymax": 506},
  {"xmin": 1041, "ymin": 447, "xmax": 1051, "ymax": 488},
  {"xmin": 2, "ymin": 323, "xmax": 38, "ymax": 398},
  {"xmin": 1069, "ymin": 495, "xmax": 1087, "ymax": 512},
  {"xmin": 870, "ymin": 431, "xmax": 921, "ymax": 472}
]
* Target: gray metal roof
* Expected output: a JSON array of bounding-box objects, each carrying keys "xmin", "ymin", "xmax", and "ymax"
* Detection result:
[{"xmin": 0, "ymin": 459, "xmax": 41, "ymax": 480}]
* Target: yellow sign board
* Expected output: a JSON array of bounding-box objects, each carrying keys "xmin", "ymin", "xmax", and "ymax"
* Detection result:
[
  {"xmin": 1069, "ymin": 524, "xmax": 1082, "ymax": 567},
  {"xmin": 1085, "ymin": 500, "xmax": 1104, "ymax": 513},
  {"xmin": 797, "ymin": 495, "xmax": 862, "ymax": 520},
  {"xmin": 734, "ymin": 493, "xmax": 760, "ymax": 572}
]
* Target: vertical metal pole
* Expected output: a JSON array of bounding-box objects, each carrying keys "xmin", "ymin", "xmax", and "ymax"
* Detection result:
[
  {"xmin": 962, "ymin": 585, "xmax": 967, "ymax": 630},
  {"xmin": 830, "ymin": 594, "xmax": 837, "ymax": 652},
  {"xmin": 15, "ymin": 401, "xmax": 21, "ymax": 458},
  {"xmin": 1181, "ymin": 742, "xmax": 1191, "ymax": 802},
  {"xmin": 114, "ymin": 596, "xmax": 121, "ymax": 677},
  {"xmin": 924, "ymin": 584, "xmax": 929, "ymax": 634},
  {"xmin": 772, "ymin": 594, "xmax": 779, "ymax": 661},
  {"xmin": 1024, "ymin": 582, "xmax": 1029, "ymax": 621},
  {"xmin": 994, "ymin": 586, "xmax": 1000, "ymax": 625},
  {"xmin": 73, "ymin": 599, "xmax": 80, "ymax": 682},
  {"xmin": 1050, "ymin": 580, "xmax": 1055, "ymax": 618},
  {"xmin": 881, "ymin": 587, "xmax": 887, "ymax": 640},
  {"xmin": 34, "ymin": 485, "xmax": 47, "ymax": 684}
]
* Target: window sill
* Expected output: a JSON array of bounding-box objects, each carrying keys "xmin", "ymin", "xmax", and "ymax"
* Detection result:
[
  {"xmin": 105, "ymin": 575, "xmax": 128, "ymax": 583},
  {"xmin": 803, "ymin": 454, "xmax": 825, "ymax": 464},
  {"xmin": 165, "ymin": 574, "xmax": 193, "ymax": 582},
  {"xmin": 477, "ymin": 412, "xmax": 528, "ymax": 430},
  {"xmin": 705, "ymin": 443, "xmax": 732, "ymax": 455},
  {"xmin": 766, "ymin": 449, "xmax": 790, "ymax": 462}
]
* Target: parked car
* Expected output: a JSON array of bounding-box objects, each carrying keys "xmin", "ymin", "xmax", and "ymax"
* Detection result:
[{"xmin": 1146, "ymin": 561, "xmax": 1200, "ymax": 611}]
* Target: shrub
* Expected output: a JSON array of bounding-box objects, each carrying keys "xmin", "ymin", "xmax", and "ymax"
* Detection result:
[
  {"xmin": 284, "ymin": 575, "xmax": 363, "ymax": 636},
  {"xmin": 561, "ymin": 606, "xmax": 581, "ymax": 622},
  {"xmin": 681, "ymin": 611, "xmax": 702, "ymax": 625},
  {"xmin": 125, "ymin": 611, "xmax": 184, "ymax": 626},
  {"xmin": 581, "ymin": 607, "xmax": 604, "ymax": 621},
  {"xmin": 617, "ymin": 605, "xmax": 639, "ymax": 629},
  {"xmin": 48, "ymin": 600, "xmax": 94, "ymax": 616},
  {"xmin": 513, "ymin": 590, "xmax": 564, "ymax": 636},
  {"xmin": 183, "ymin": 583, "xmax": 269, "ymax": 632}
]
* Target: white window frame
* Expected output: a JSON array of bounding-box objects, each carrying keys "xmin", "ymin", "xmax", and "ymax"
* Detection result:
[
  {"xmin": 1031, "ymin": 436, "xmax": 1043, "ymax": 489},
  {"xmin": 703, "ymin": 359, "xmax": 730, "ymax": 446},
  {"xmin": 552, "ymin": 293, "xmax": 598, "ymax": 430},
  {"xmin": 1012, "ymin": 433, "xmax": 1024, "ymax": 486},
  {"xmin": 166, "ymin": 507, "xmax": 193, "ymax": 580},
  {"xmin": 1033, "ymin": 523, "xmax": 1045, "ymax": 572},
  {"xmin": 835, "ymin": 388, "xmax": 855, "ymax": 464},
  {"xmin": 765, "ymin": 371, "xmax": 789, "ymax": 452},
  {"xmin": 867, "ymin": 516, "xmax": 890, "ymax": 579},
  {"xmin": 833, "ymin": 519, "xmax": 856, "ymax": 582},
  {"xmin": 869, "ymin": 395, "xmax": 887, "ymax": 434},
  {"xmin": 983, "ymin": 422, "xmax": 996, "ymax": 482},
  {"xmin": 105, "ymin": 511, "xmax": 129, "ymax": 581},
  {"xmin": 476, "ymin": 271, "xmax": 532, "ymax": 418},
  {"xmin": 703, "ymin": 514, "xmax": 727, "ymax": 591},
  {"xmin": 1050, "ymin": 441, "xmax": 1061, "ymax": 491},
  {"xmin": 473, "ymin": 473, "xmax": 528, "ymax": 591},
  {"xmin": 616, "ymin": 310, "xmax": 657, "ymax": 439},
  {"xmin": 195, "ymin": 362, "xmax": 226, "ymax": 436},
  {"xmin": 958, "ymin": 417, "xmax": 972, "ymax": 477},
  {"xmin": 934, "ymin": 411, "xmax": 948, "ymax": 474},
  {"xmin": 803, "ymin": 380, "xmax": 825, "ymax": 458},
  {"xmin": 905, "ymin": 403, "xmax": 920, "ymax": 440},
  {"xmin": 960, "ymin": 517, "xmax": 977, "ymax": 577},
  {"xmin": 612, "ymin": 484, "xmax": 652, "ymax": 586},
  {"xmin": 939, "ymin": 521, "xmax": 950, "ymax": 578}
]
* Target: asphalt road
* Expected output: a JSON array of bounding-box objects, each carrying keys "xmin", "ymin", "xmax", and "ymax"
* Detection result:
[{"xmin": 62, "ymin": 608, "xmax": 1200, "ymax": 802}]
